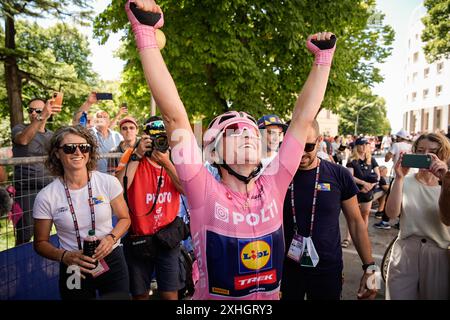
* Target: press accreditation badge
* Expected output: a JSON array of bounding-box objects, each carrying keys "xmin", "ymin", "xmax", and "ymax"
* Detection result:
[{"xmin": 287, "ymin": 234, "xmax": 304, "ymax": 263}]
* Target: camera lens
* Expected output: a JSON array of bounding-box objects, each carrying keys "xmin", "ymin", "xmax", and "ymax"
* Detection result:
[{"xmin": 153, "ymin": 135, "xmax": 169, "ymax": 152}]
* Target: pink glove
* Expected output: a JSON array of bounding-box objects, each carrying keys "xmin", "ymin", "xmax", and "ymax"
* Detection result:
[
  {"xmin": 306, "ymin": 35, "xmax": 336, "ymax": 66},
  {"xmin": 125, "ymin": 0, "xmax": 164, "ymax": 51}
]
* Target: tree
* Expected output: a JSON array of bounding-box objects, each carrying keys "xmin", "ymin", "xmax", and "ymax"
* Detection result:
[
  {"xmin": 422, "ymin": 0, "xmax": 450, "ymax": 63},
  {"xmin": 0, "ymin": 20, "xmax": 100, "ymax": 141},
  {"xmin": 94, "ymin": 0, "xmax": 394, "ymax": 123},
  {"xmin": 0, "ymin": 0, "xmax": 93, "ymax": 129},
  {"xmin": 337, "ymin": 87, "xmax": 391, "ymax": 136}
]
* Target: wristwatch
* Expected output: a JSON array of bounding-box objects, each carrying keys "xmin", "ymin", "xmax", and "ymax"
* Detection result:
[
  {"xmin": 362, "ymin": 261, "xmax": 376, "ymax": 272},
  {"xmin": 130, "ymin": 152, "xmax": 142, "ymax": 161}
]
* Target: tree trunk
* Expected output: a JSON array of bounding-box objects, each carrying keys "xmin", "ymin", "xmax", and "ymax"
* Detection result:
[{"xmin": 4, "ymin": 14, "xmax": 24, "ymax": 130}]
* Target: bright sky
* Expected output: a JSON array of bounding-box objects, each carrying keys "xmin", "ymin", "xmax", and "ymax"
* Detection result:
[
  {"xmin": 373, "ymin": 0, "xmax": 423, "ymax": 132},
  {"xmin": 83, "ymin": 0, "xmax": 424, "ymax": 132}
]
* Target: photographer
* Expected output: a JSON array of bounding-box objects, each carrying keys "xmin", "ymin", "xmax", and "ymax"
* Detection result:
[{"xmin": 116, "ymin": 116, "xmax": 185, "ymax": 300}]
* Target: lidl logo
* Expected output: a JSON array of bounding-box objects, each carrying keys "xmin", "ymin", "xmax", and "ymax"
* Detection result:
[{"xmin": 239, "ymin": 239, "xmax": 271, "ymax": 272}]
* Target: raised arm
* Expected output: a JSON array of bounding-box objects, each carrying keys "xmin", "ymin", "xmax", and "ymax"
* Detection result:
[
  {"xmin": 125, "ymin": 0, "xmax": 192, "ymax": 146},
  {"xmin": 286, "ymin": 33, "xmax": 336, "ymax": 145}
]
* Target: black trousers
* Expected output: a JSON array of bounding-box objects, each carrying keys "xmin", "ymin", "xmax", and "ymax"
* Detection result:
[
  {"xmin": 281, "ymin": 259, "xmax": 343, "ymax": 300},
  {"xmin": 59, "ymin": 246, "xmax": 130, "ymax": 300}
]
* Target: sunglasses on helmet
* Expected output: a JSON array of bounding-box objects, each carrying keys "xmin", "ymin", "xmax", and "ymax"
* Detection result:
[
  {"xmin": 223, "ymin": 122, "xmax": 259, "ymax": 138},
  {"xmin": 58, "ymin": 143, "xmax": 92, "ymax": 154}
]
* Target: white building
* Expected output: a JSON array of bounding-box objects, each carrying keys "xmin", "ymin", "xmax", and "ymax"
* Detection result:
[
  {"xmin": 316, "ymin": 108, "xmax": 339, "ymax": 136},
  {"xmin": 402, "ymin": 6, "xmax": 450, "ymax": 134}
]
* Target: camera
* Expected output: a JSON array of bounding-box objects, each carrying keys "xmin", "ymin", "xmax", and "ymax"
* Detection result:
[
  {"xmin": 141, "ymin": 134, "xmax": 169, "ymax": 157},
  {"xmin": 151, "ymin": 134, "xmax": 169, "ymax": 153}
]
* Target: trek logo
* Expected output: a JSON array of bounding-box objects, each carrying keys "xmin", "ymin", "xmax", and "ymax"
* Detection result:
[
  {"xmin": 238, "ymin": 236, "xmax": 273, "ymax": 273},
  {"xmin": 234, "ymin": 270, "xmax": 277, "ymax": 290},
  {"xmin": 214, "ymin": 199, "xmax": 279, "ymax": 226},
  {"xmin": 146, "ymin": 192, "xmax": 173, "ymax": 205}
]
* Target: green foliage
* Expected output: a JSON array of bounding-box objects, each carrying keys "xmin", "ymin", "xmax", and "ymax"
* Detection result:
[
  {"xmin": 0, "ymin": 20, "xmax": 100, "ymax": 136},
  {"xmin": 337, "ymin": 86, "xmax": 391, "ymax": 136},
  {"xmin": 0, "ymin": 0, "xmax": 93, "ymax": 25},
  {"xmin": 93, "ymin": 0, "xmax": 394, "ymax": 124},
  {"xmin": 422, "ymin": 0, "xmax": 450, "ymax": 63}
]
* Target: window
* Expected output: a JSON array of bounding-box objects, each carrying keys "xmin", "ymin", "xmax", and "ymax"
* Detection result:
[
  {"xmin": 413, "ymin": 52, "xmax": 419, "ymax": 63},
  {"xmin": 412, "ymin": 72, "xmax": 418, "ymax": 82},
  {"xmin": 424, "ymin": 68, "xmax": 429, "ymax": 78},
  {"xmin": 408, "ymin": 39, "xmax": 411, "ymax": 49},
  {"xmin": 406, "ymin": 94, "xmax": 408, "ymax": 102},
  {"xmin": 407, "ymin": 76, "xmax": 410, "ymax": 84},
  {"xmin": 437, "ymin": 62, "xmax": 444, "ymax": 73},
  {"xmin": 412, "ymin": 92, "xmax": 417, "ymax": 101},
  {"xmin": 436, "ymin": 85, "xmax": 443, "ymax": 96},
  {"xmin": 415, "ymin": 34, "xmax": 419, "ymax": 40},
  {"xmin": 423, "ymin": 89, "xmax": 429, "ymax": 99}
]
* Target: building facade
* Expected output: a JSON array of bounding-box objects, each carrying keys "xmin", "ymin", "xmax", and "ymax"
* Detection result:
[
  {"xmin": 316, "ymin": 108, "xmax": 339, "ymax": 137},
  {"xmin": 402, "ymin": 6, "xmax": 450, "ymax": 134}
]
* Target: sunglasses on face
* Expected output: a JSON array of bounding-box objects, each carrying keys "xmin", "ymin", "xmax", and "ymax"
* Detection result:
[
  {"xmin": 304, "ymin": 139, "xmax": 319, "ymax": 153},
  {"xmin": 223, "ymin": 123, "xmax": 260, "ymax": 138},
  {"xmin": 58, "ymin": 143, "xmax": 92, "ymax": 154},
  {"xmin": 28, "ymin": 108, "xmax": 42, "ymax": 114}
]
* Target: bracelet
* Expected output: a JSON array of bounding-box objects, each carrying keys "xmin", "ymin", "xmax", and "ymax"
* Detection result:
[
  {"xmin": 60, "ymin": 250, "xmax": 68, "ymax": 263},
  {"xmin": 107, "ymin": 233, "xmax": 117, "ymax": 244}
]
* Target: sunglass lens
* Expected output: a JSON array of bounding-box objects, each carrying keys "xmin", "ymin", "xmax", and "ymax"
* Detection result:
[
  {"xmin": 62, "ymin": 144, "xmax": 77, "ymax": 154},
  {"xmin": 304, "ymin": 143, "xmax": 316, "ymax": 152},
  {"xmin": 78, "ymin": 144, "xmax": 91, "ymax": 153}
]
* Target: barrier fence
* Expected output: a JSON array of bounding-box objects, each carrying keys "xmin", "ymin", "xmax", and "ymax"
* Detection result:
[{"xmin": 0, "ymin": 153, "xmax": 122, "ymax": 300}]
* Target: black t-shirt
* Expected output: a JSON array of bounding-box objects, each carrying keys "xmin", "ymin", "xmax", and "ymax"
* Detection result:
[
  {"xmin": 346, "ymin": 158, "xmax": 379, "ymax": 187},
  {"xmin": 283, "ymin": 160, "xmax": 359, "ymax": 272}
]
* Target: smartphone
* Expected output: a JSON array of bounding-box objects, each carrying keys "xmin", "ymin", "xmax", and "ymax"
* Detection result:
[
  {"xmin": 52, "ymin": 92, "xmax": 64, "ymax": 107},
  {"xmin": 401, "ymin": 154, "xmax": 432, "ymax": 169},
  {"xmin": 96, "ymin": 93, "xmax": 113, "ymax": 100}
]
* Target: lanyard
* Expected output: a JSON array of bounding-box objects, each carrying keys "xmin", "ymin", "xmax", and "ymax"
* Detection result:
[
  {"xmin": 290, "ymin": 160, "xmax": 320, "ymax": 238},
  {"xmin": 62, "ymin": 176, "xmax": 96, "ymax": 250}
]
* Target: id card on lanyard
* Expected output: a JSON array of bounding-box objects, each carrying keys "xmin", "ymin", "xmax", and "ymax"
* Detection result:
[
  {"xmin": 63, "ymin": 176, "xmax": 110, "ymax": 277},
  {"xmin": 287, "ymin": 161, "xmax": 320, "ymax": 267}
]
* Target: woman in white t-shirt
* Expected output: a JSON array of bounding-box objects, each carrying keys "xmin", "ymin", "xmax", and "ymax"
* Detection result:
[
  {"xmin": 385, "ymin": 132, "xmax": 450, "ymax": 300},
  {"xmin": 33, "ymin": 125, "xmax": 131, "ymax": 299}
]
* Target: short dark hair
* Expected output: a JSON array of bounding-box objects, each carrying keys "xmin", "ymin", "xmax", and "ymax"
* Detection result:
[
  {"xmin": 27, "ymin": 98, "xmax": 46, "ymax": 107},
  {"xmin": 45, "ymin": 125, "xmax": 99, "ymax": 177}
]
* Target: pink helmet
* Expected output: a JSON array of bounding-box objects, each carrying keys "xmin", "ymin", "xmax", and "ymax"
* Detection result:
[{"xmin": 203, "ymin": 111, "xmax": 259, "ymax": 148}]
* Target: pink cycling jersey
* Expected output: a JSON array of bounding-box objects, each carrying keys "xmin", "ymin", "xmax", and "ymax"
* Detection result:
[{"xmin": 173, "ymin": 132, "xmax": 304, "ymax": 300}]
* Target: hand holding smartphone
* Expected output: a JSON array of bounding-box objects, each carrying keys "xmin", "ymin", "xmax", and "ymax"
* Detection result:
[
  {"xmin": 96, "ymin": 93, "xmax": 113, "ymax": 100},
  {"xmin": 401, "ymin": 154, "xmax": 432, "ymax": 169},
  {"xmin": 52, "ymin": 91, "xmax": 64, "ymax": 110}
]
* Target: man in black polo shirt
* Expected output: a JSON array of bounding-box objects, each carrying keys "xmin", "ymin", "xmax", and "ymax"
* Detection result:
[{"xmin": 281, "ymin": 120, "xmax": 377, "ymax": 300}]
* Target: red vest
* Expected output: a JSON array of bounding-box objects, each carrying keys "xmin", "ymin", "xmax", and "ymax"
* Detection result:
[{"xmin": 127, "ymin": 159, "xmax": 180, "ymax": 235}]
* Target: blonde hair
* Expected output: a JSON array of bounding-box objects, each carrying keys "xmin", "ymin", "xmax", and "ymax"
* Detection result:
[
  {"xmin": 412, "ymin": 132, "xmax": 450, "ymax": 162},
  {"xmin": 349, "ymin": 144, "xmax": 372, "ymax": 164}
]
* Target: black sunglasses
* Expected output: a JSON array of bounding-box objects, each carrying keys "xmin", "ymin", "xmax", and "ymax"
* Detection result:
[
  {"xmin": 28, "ymin": 108, "xmax": 42, "ymax": 114},
  {"xmin": 58, "ymin": 143, "xmax": 92, "ymax": 154},
  {"xmin": 304, "ymin": 143, "xmax": 317, "ymax": 153}
]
